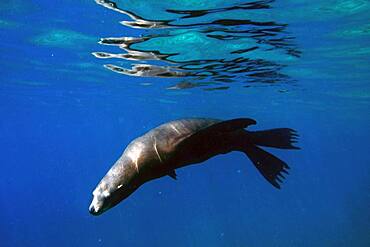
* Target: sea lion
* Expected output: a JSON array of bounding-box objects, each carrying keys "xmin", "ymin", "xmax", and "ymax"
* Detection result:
[{"xmin": 89, "ymin": 118, "xmax": 299, "ymax": 215}]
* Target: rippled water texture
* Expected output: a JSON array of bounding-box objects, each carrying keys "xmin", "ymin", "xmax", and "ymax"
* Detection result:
[
  {"xmin": 93, "ymin": 0, "xmax": 303, "ymax": 90},
  {"xmin": 92, "ymin": 0, "xmax": 370, "ymax": 92}
]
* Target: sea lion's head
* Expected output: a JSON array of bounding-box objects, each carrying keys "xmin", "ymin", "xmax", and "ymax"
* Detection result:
[{"xmin": 89, "ymin": 155, "xmax": 140, "ymax": 216}]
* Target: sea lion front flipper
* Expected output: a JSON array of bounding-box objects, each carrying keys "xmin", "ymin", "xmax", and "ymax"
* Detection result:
[
  {"xmin": 199, "ymin": 118, "xmax": 257, "ymax": 134},
  {"xmin": 167, "ymin": 170, "xmax": 177, "ymax": 180},
  {"xmin": 176, "ymin": 118, "xmax": 257, "ymax": 149}
]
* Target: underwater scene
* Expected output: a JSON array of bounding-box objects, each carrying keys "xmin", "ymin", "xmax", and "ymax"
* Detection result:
[{"xmin": 1, "ymin": 0, "xmax": 370, "ymax": 246}]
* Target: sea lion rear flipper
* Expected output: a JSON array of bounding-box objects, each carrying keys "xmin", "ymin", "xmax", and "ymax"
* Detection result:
[
  {"xmin": 248, "ymin": 128, "xmax": 300, "ymax": 149},
  {"xmin": 243, "ymin": 145, "xmax": 289, "ymax": 189}
]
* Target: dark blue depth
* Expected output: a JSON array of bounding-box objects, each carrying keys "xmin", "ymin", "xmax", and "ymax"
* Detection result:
[{"xmin": 1, "ymin": 0, "xmax": 370, "ymax": 246}]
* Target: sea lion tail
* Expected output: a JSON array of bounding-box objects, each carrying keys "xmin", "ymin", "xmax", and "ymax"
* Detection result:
[{"xmin": 240, "ymin": 128, "xmax": 299, "ymax": 189}]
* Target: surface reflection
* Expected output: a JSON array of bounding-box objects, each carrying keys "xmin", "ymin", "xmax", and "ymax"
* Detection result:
[{"xmin": 93, "ymin": 0, "xmax": 300, "ymax": 90}]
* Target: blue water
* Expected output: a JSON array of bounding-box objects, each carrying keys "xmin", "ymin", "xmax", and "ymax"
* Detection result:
[{"xmin": 1, "ymin": 0, "xmax": 370, "ymax": 246}]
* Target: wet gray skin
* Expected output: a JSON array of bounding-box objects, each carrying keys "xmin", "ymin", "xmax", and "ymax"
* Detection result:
[
  {"xmin": 89, "ymin": 118, "xmax": 298, "ymax": 215},
  {"xmin": 89, "ymin": 118, "xmax": 220, "ymax": 215}
]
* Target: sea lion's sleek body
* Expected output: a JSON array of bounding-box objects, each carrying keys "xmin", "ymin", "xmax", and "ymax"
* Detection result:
[{"xmin": 89, "ymin": 118, "xmax": 298, "ymax": 215}]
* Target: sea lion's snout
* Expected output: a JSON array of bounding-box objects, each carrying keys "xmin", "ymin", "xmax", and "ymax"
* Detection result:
[
  {"xmin": 89, "ymin": 189, "xmax": 110, "ymax": 216},
  {"xmin": 89, "ymin": 203, "xmax": 98, "ymax": 215},
  {"xmin": 89, "ymin": 196, "xmax": 103, "ymax": 216},
  {"xmin": 89, "ymin": 155, "xmax": 142, "ymax": 215}
]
